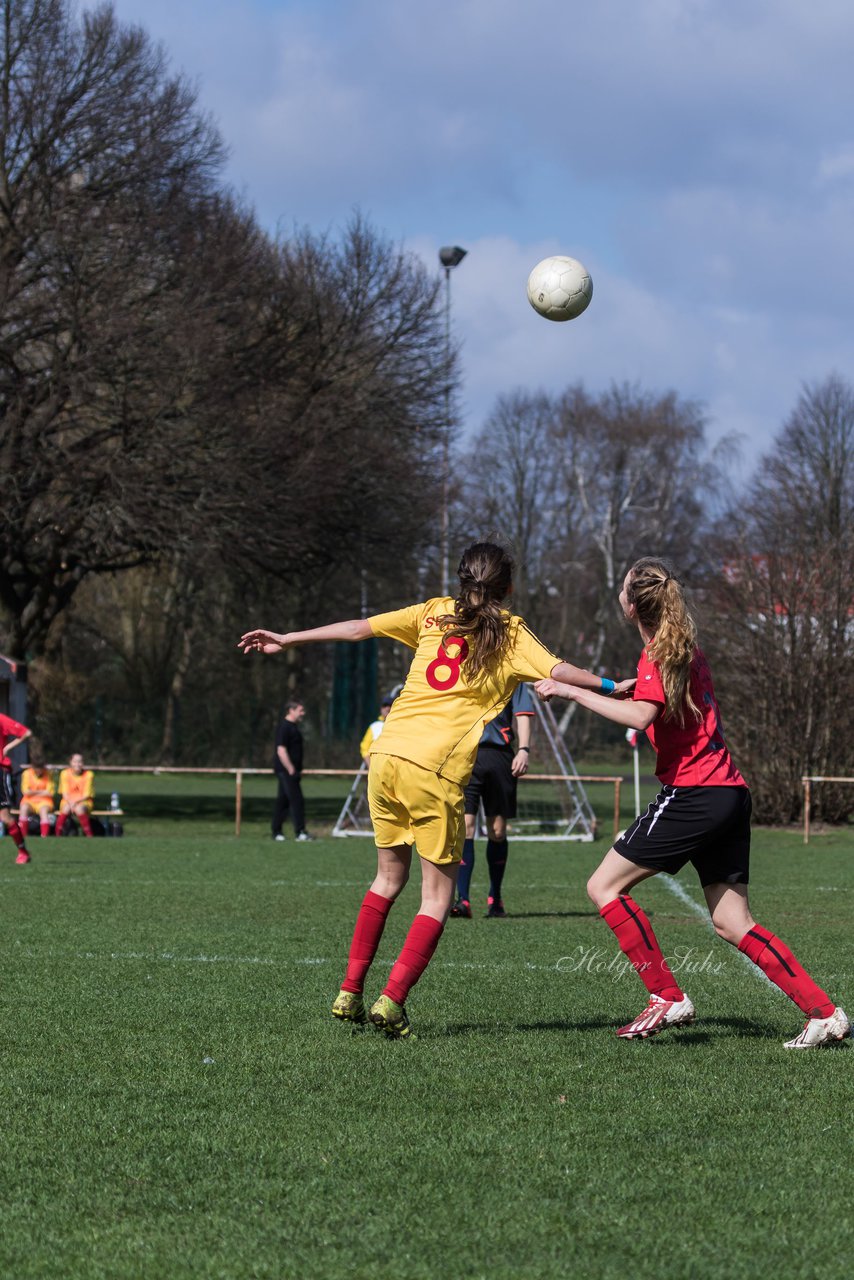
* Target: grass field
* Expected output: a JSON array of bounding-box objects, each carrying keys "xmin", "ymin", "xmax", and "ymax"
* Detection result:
[{"xmin": 1, "ymin": 782, "xmax": 852, "ymax": 1279}]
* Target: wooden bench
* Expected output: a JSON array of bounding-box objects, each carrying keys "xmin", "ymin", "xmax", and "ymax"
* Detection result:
[
  {"xmin": 12, "ymin": 808, "xmax": 124, "ymax": 818},
  {"xmin": 11, "ymin": 807, "xmax": 124, "ymax": 835}
]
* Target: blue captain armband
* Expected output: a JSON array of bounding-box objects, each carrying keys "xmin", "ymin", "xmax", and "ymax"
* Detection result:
[{"xmin": 600, "ymin": 678, "xmax": 616, "ymax": 695}]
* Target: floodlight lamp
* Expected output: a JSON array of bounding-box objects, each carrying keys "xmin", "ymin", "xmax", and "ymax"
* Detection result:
[{"xmin": 439, "ymin": 246, "xmax": 467, "ymax": 269}]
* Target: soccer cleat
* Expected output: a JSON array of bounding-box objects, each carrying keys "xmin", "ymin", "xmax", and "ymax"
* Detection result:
[
  {"xmin": 369, "ymin": 995, "xmax": 412, "ymax": 1039},
  {"xmin": 15, "ymin": 850, "xmax": 31, "ymax": 865},
  {"xmin": 331, "ymin": 990, "xmax": 368, "ymax": 1025},
  {"xmin": 616, "ymin": 993, "xmax": 696, "ymax": 1039},
  {"xmin": 449, "ymin": 899, "xmax": 472, "ymax": 919},
  {"xmin": 784, "ymin": 1006, "xmax": 851, "ymax": 1049},
  {"xmin": 486, "ymin": 898, "xmax": 506, "ymax": 918},
  {"xmin": 272, "ymin": 833, "xmax": 286, "ymax": 842},
  {"xmin": 296, "ymin": 831, "xmax": 313, "ymax": 842}
]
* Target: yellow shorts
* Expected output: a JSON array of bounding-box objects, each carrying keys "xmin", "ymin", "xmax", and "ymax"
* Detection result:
[
  {"xmin": 368, "ymin": 754, "xmax": 465, "ymax": 865},
  {"xmin": 21, "ymin": 797, "xmax": 55, "ymax": 813}
]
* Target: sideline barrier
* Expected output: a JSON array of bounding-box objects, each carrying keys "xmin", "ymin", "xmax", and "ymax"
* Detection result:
[
  {"xmin": 49, "ymin": 766, "xmax": 625, "ymax": 839},
  {"xmin": 801, "ymin": 775, "xmax": 854, "ymax": 844}
]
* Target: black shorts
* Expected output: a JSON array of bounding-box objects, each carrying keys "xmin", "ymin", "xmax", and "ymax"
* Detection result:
[
  {"xmin": 615, "ymin": 785, "xmax": 752, "ymax": 887},
  {"xmin": 463, "ymin": 746, "xmax": 518, "ymax": 818},
  {"xmin": 0, "ymin": 768, "xmax": 16, "ymax": 810}
]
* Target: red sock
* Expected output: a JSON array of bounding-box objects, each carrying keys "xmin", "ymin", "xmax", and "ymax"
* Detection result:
[
  {"xmin": 340, "ymin": 890, "xmax": 394, "ymax": 994},
  {"xmin": 6, "ymin": 820, "xmax": 27, "ymax": 851},
  {"xmin": 78, "ymin": 810, "xmax": 93, "ymax": 837},
  {"xmin": 55, "ymin": 812, "xmax": 68, "ymax": 837},
  {"xmin": 738, "ymin": 924, "xmax": 834, "ymax": 1019},
  {"xmin": 383, "ymin": 914, "xmax": 445, "ymax": 1005},
  {"xmin": 40, "ymin": 821, "xmax": 50, "ymax": 837},
  {"xmin": 600, "ymin": 895, "xmax": 684, "ymax": 1001}
]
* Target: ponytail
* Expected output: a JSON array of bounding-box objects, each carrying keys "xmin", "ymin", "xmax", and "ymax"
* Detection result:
[
  {"xmin": 626, "ymin": 558, "xmax": 700, "ymax": 724},
  {"xmin": 438, "ymin": 542, "xmax": 514, "ymax": 680}
]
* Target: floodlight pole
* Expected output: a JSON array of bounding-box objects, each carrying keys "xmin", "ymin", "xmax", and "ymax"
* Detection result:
[{"xmin": 438, "ymin": 245, "xmax": 467, "ymax": 596}]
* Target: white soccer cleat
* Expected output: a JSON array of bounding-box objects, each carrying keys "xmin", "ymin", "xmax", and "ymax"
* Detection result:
[
  {"xmin": 783, "ymin": 1006, "xmax": 851, "ymax": 1049},
  {"xmin": 616, "ymin": 993, "xmax": 696, "ymax": 1040}
]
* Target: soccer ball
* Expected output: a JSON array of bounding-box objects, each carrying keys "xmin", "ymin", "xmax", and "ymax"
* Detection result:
[{"xmin": 526, "ymin": 255, "xmax": 593, "ymax": 321}]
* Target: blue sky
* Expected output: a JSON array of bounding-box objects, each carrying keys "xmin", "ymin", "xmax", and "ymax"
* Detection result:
[{"xmin": 112, "ymin": 0, "xmax": 854, "ymax": 467}]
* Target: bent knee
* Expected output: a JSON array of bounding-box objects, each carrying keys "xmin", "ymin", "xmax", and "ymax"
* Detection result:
[
  {"xmin": 586, "ymin": 876, "xmax": 610, "ymax": 910},
  {"xmin": 711, "ymin": 917, "xmax": 745, "ymax": 946}
]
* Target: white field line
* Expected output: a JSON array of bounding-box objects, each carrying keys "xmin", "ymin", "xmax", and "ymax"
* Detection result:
[
  {"xmin": 660, "ymin": 875, "xmax": 774, "ymax": 991},
  {"xmin": 5, "ymin": 948, "xmax": 570, "ymax": 974}
]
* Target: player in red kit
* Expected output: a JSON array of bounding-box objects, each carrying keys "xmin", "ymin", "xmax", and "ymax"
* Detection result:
[
  {"xmin": 0, "ymin": 713, "xmax": 33, "ymax": 864},
  {"xmin": 536, "ymin": 557, "xmax": 849, "ymax": 1050}
]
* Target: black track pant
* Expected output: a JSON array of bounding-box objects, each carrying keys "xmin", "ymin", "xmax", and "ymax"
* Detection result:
[{"xmin": 272, "ymin": 771, "xmax": 305, "ymax": 837}]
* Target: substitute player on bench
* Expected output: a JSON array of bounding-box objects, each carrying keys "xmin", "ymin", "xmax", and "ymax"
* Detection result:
[
  {"xmin": 55, "ymin": 753, "xmax": 96, "ymax": 837},
  {"xmin": 19, "ymin": 755, "xmax": 56, "ymax": 838}
]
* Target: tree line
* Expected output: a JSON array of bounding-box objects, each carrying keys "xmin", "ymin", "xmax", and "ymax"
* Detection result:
[{"xmin": 1, "ymin": 0, "xmax": 852, "ymax": 824}]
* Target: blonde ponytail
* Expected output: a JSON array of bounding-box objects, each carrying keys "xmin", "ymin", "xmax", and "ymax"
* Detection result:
[{"xmin": 627, "ymin": 558, "xmax": 700, "ymax": 725}]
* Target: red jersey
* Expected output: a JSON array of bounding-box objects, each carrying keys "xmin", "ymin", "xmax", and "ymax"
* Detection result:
[
  {"xmin": 633, "ymin": 647, "xmax": 746, "ymax": 788},
  {"xmin": 0, "ymin": 713, "xmax": 28, "ymax": 772}
]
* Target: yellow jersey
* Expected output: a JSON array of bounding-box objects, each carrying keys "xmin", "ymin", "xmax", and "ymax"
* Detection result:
[
  {"xmin": 359, "ymin": 719, "xmax": 386, "ymax": 759},
  {"xmin": 21, "ymin": 767, "xmax": 55, "ymax": 803},
  {"xmin": 368, "ymin": 597, "xmax": 559, "ymax": 785},
  {"xmin": 59, "ymin": 768, "xmax": 95, "ymax": 806}
]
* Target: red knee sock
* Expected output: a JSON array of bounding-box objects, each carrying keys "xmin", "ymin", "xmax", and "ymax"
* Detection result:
[
  {"xmin": 600, "ymin": 895, "xmax": 684, "ymax": 1001},
  {"xmin": 340, "ymin": 890, "xmax": 395, "ymax": 994},
  {"xmin": 78, "ymin": 810, "xmax": 93, "ymax": 837},
  {"xmin": 6, "ymin": 820, "xmax": 28, "ymax": 851},
  {"xmin": 40, "ymin": 819, "xmax": 50, "ymax": 837},
  {"xmin": 383, "ymin": 914, "xmax": 445, "ymax": 1005},
  {"xmin": 738, "ymin": 924, "xmax": 834, "ymax": 1019},
  {"xmin": 55, "ymin": 812, "xmax": 68, "ymax": 837}
]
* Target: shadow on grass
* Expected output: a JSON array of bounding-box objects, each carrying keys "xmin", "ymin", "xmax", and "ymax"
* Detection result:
[
  {"xmin": 439, "ymin": 1014, "xmax": 794, "ymax": 1042},
  {"xmin": 441, "ymin": 1017, "xmax": 617, "ymax": 1036}
]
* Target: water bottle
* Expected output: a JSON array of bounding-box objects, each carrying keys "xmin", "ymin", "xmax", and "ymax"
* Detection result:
[{"xmin": 110, "ymin": 792, "xmax": 120, "ymax": 811}]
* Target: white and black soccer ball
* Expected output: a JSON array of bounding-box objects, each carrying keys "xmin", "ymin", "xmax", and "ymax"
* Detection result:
[{"xmin": 526, "ymin": 255, "xmax": 593, "ymax": 321}]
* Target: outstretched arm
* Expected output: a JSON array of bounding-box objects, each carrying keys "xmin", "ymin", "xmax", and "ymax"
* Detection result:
[
  {"xmin": 535, "ymin": 679, "xmax": 659, "ymax": 731},
  {"xmin": 239, "ymin": 618, "xmax": 374, "ymax": 655},
  {"xmin": 549, "ymin": 662, "xmax": 635, "ymax": 696}
]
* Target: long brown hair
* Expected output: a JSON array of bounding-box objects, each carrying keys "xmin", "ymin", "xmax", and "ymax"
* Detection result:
[
  {"xmin": 439, "ymin": 542, "xmax": 514, "ymax": 680},
  {"xmin": 626, "ymin": 557, "xmax": 700, "ymax": 724}
]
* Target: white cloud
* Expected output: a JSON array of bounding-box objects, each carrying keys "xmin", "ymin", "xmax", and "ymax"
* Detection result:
[
  {"xmin": 106, "ymin": 0, "xmax": 854, "ymax": 461},
  {"xmin": 817, "ymin": 147, "xmax": 854, "ymax": 183}
]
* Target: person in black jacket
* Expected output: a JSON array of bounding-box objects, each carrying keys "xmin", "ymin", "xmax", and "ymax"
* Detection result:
[{"xmin": 272, "ymin": 700, "xmax": 311, "ymax": 841}]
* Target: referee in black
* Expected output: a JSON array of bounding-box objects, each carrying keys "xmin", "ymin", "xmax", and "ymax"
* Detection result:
[{"xmin": 450, "ymin": 683, "xmax": 535, "ymax": 917}]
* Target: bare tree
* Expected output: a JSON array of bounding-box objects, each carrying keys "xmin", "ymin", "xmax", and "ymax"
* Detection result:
[
  {"xmin": 711, "ymin": 376, "xmax": 854, "ymax": 822},
  {"xmin": 459, "ymin": 390, "xmax": 562, "ymax": 620},
  {"xmin": 227, "ymin": 216, "xmax": 451, "ymax": 587},
  {"xmin": 0, "ymin": 0, "xmax": 258, "ymax": 656}
]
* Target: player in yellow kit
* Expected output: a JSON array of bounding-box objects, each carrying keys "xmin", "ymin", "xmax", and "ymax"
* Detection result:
[
  {"xmin": 359, "ymin": 697, "xmax": 393, "ymax": 762},
  {"xmin": 55, "ymin": 753, "xmax": 96, "ymax": 837},
  {"xmin": 19, "ymin": 757, "xmax": 56, "ymax": 838},
  {"xmin": 240, "ymin": 543, "xmax": 628, "ymax": 1037}
]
